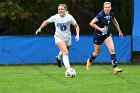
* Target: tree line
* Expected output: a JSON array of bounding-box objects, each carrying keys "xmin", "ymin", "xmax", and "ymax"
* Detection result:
[{"xmin": 0, "ymin": 0, "xmax": 132, "ymax": 35}]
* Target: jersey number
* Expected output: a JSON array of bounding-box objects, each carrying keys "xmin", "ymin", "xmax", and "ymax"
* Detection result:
[{"xmin": 60, "ymin": 25, "xmax": 67, "ymax": 31}]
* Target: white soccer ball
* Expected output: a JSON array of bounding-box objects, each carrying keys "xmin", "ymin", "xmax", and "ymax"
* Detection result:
[{"xmin": 65, "ymin": 68, "xmax": 76, "ymax": 78}]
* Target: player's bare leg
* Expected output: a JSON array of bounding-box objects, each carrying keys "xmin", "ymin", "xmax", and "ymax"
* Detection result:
[
  {"xmin": 104, "ymin": 36, "xmax": 123, "ymax": 74},
  {"xmin": 86, "ymin": 44, "xmax": 101, "ymax": 71},
  {"xmin": 56, "ymin": 46, "xmax": 70, "ymax": 68},
  {"xmin": 57, "ymin": 41, "xmax": 70, "ymax": 69}
]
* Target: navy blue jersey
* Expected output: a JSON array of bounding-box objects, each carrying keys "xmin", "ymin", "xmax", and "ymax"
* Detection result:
[{"xmin": 94, "ymin": 11, "xmax": 115, "ymax": 35}]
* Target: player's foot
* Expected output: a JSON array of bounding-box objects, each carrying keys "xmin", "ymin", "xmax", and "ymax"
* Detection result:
[
  {"xmin": 114, "ymin": 67, "xmax": 123, "ymax": 74},
  {"xmin": 55, "ymin": 56, "xmax": 62, "ymax": 68},
  {"xmin": 86, "ymin": 59, "xmax": 92, "ymax": 71}
]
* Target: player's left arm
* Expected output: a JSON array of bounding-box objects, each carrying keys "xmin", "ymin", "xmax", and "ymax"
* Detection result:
[
  {"xmin": 70, "ymin": 14, "xmax": 80, "ymax": 42},
  {"xmin": 74, "ymin": 24, "xmax": 80, "ymax": 42},
  {"xmin": 112, "ymin": 17, "xmax": 123, "ymax": 37}
]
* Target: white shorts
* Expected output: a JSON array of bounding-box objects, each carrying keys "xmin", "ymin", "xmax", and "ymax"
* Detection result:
[{"xmin": 54, "ymin": 34, "xmax": 71, "ymax": 46}]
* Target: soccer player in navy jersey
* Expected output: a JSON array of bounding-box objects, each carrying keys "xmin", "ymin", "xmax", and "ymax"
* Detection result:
[{"xmin": 86, "ymin": 2, "xmax": 123, "ymax": 74}]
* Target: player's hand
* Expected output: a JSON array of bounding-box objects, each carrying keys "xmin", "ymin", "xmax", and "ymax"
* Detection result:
[
  {"xmin": 35, "ymin": 28, "xmax": 41, "ymax": 35},
  {"xmin": 75, "ymin": 35, "xmax": 80, "ymax": 42},
  {"xmin": 119, "ymin": 32, "xmax": 123, "ymax": 38},
  {"xmin": 100, "ymin": 28, "xmax": 106, "ymax": 32}
]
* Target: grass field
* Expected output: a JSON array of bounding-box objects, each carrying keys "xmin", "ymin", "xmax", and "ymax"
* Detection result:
[{"xmin": 0, "ymin": 65, "xmax": 140, "ymax": 93}]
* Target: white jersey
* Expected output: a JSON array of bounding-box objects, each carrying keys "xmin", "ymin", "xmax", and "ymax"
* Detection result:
[
  {"xmin": 48, "ymin": 13, "xmax": 77, "ymax": 35},
  {"xmin": 48, "ymin": 13, "xmax": 77, "ymax": 45}
]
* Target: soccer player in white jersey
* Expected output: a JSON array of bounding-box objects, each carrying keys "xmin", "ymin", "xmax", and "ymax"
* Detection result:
[{"xmin": 35, "ymin": 4, "xmax": 80, "ymax": 69}]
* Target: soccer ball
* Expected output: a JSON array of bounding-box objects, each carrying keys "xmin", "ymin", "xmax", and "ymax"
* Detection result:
[{"xmin": 65, "ymin": 68, "xmax": 76, "ymax": 78}]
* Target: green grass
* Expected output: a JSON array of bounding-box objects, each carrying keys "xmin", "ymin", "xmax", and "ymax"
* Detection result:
[{"xmin": 0, "ymin": 65, "xmax": 140, "ymax": 93}]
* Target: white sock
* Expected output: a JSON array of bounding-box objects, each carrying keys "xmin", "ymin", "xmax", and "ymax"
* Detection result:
[
  {"xmin": 63, "ymin": 55, "xmax": 70, "ymax": 69},
  {"xmin": 58, "ymin": 51, "xmax": 63, "ymax": 60}
]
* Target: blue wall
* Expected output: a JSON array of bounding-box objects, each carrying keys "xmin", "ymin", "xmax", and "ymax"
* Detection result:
[
  {"xmin": 0, "ymin": 36, "xmax": 131, "ymax": 64},
  {"xmin": 133, "ymin": 0, "xmax": 140, "ymax": 51}
]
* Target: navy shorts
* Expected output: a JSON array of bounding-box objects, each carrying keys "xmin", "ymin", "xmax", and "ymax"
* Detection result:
[{"xmin": 93, "ymin": 32, "xmax": 112, "ymax": 45}]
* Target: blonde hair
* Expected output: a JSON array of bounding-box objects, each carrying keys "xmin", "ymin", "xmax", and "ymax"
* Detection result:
[
  {"xmin": 58, "ymin": 4, "xmax": 67, "ymax": 11},
  {"xmin": 104, "ymin": 2, "xmax": 111, "ymax": 6}
]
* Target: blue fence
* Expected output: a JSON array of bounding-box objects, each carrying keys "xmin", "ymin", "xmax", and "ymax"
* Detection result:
[
  {"xmin": 0, "ymin": 36, "xmax": 131, "ymax": 64},
  {"xmin": 133, "ymin": 0, "xmax": 140, "ymax": 51}
]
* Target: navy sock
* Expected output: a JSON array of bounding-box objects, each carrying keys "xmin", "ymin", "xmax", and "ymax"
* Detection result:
[
  {"xmin": 89, "ymin": 54, "xmax": 96, "ymax": 62},
  {"xmin": 111, "ymin": 54, "xmax": 117, "ymax": 68}
]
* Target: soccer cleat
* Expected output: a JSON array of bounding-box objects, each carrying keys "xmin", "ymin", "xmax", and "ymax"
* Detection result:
[
  {"xmin": 55, "ymin": 56, "xmax": 62, "ymax": 68},
  {"xmin": 86, "ymin": 59, "xmax": 92, "ymax": 71},
  {"xmin": 114, "ymin": 67, "xmax": 123, "ymax": 74}
]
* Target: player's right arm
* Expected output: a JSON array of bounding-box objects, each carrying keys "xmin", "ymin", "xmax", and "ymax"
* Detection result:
[
  {"xmin": 90, "ymin": 18, "xmax": 106, "ymax": 33},
  {"xmin": 35, "ymin": 19, "xmax": 49, "ymax": 35},
  {"xmin": 35, "ymin": 14, "xmax": 56, "ymax": 35}
]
